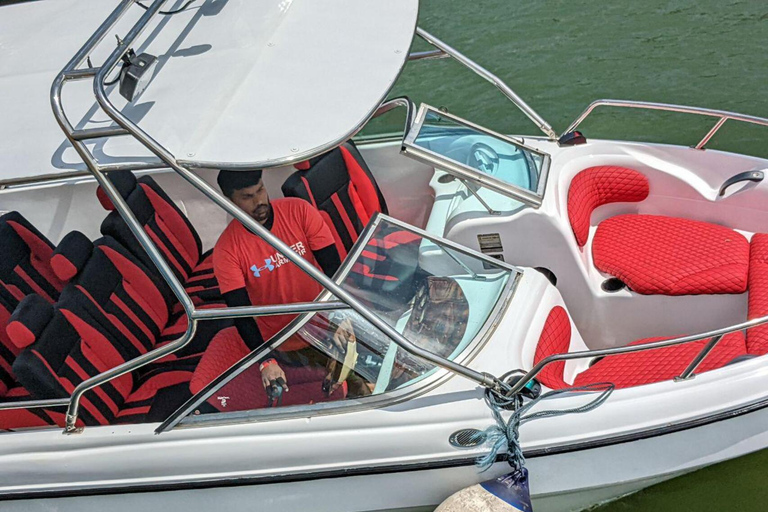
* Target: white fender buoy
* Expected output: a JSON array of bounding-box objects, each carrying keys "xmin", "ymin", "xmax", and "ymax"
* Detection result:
[{"xmin": 436, "ymin": 469, "xmax": 532, "ymax": 512}]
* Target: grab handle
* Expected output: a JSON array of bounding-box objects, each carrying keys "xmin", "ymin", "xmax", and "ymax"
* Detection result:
[{"xmin": 719, "ymin": 170, "xmax": 764, "ymax": 197}]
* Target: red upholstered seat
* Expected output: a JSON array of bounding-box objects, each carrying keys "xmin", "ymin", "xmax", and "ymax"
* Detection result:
[
  {"xmin": 568, "ymin": 166, "xmax": 649, "ymax": 247},
  {"xmin": 0, "ymin": 212, "xmax": 65, "ymax": 397},
  {"xmin": 50, "ymin": 233, "xmax": 224, "ymax": 361},
  {"xmin": 99, "ymin": 172, "xmax": 221, "ymax": 305},
  {"xmin": 573, "ymin": 332, "xmax": 746, "ymax": 389},
  {"xmin": 593, "ymin": 215, "xmax": 749, "ymax": 295},
  {"xmin": 10, "ymin": 290, "xmax": 194, "ymax": 427},
  {"xmin": 282, "ymin": 141, "xmax": 388, "ymax": 259},
  {"xmin": 747, "ymin": 234, "xmax": 768, "ymax": 355},
  {"xmin": 532, "ymin": 306, "xmax": 571, "ymax": 389},
  {"xmin": 191, "ymin": 326, "xmax": 344, "ymax": 412},
  {"xmin": 532, "ymin": 306, "xmax": 749, "ymax": 390}
]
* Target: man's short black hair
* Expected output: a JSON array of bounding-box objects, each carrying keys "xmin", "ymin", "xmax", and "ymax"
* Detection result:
[{"xmin": 217, "ymin": 170, "xmax": 263, "ymax": 198}]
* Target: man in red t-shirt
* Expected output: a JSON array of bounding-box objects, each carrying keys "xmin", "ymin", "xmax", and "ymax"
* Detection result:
[{"xmin": 213, "ymin": 170, "xmax": 352, "ymax": 391}]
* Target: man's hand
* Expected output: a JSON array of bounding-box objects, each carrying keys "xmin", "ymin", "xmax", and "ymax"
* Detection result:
[
  {"xmin": 261, "ymin": 362, "xmax": 288, "ymax": 391},
  {"xmin": 332, "ymin": 317, "xmax": 356, "ymax": 350}
]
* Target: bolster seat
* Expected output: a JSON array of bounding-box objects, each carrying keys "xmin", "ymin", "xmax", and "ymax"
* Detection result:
[
  {"xmin": 98, "ymin": 171, "xmax": 221, "ymax": 304},
  {"xmin": 0, "ymin": 212, "xmax": 65, "ymax": 397},
  {"xmin": 50, "ymin": 232, "xmax": 227, "ymax": 362},
  {"xmin": 10, "ymin": 292, "xmax": 193, "ymax": 426},
  {"xmin": 282, "ymin": 141, "xmax": 388, "ymax": 259}
]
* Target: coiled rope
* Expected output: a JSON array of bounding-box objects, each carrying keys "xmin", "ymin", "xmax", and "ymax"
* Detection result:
[{"xmin": 477, "ymin": 382, "xmax": 615, "ymax": 471}]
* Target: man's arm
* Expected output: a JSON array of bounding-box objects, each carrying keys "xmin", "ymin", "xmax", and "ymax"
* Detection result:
[
  {"xmin": 222, "ymin": 288, "xmax": 265, "ymax": 351},
  {"xmin": 312, "ymin": 244, "xmax": 341, "ymax": 278}
]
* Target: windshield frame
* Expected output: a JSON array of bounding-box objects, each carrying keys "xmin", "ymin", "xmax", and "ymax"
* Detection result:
[
  {"xmin": 401, "ymin": 103, "xmax": 552, "ymax": 207},
  {"xmin": 159, "ymin": 214, "xmax": 521, "ymax": 432}
]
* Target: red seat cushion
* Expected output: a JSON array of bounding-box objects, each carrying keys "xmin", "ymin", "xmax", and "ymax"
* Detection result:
[
  {"xmin": 747, "ymin": 234, "xmax": 768, "ymax": 355},
  {"xmin": 532, "ymin": 306, "xmax": 571, "ymax": 389},
  {"xmin": 191, "ymin": 327, "xmax": 344, "ymax": 412},
  {"xmin": 568, "ymin": 166, "xmax": 649, "ymax": 247},
  {"xmin": 574, "ymin": 332, "xmax": 747, "ymax": 389},
  {"xmin": 593, "ymin": 215, "xmax": 749, "ymax": 295}
]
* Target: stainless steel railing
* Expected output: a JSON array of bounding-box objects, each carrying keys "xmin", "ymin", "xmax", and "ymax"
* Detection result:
[
  {"xmin": 564, "ymin": 99, "xmax": 768, "ymax": 149},
  {"xmin": 415, "ymin": 28, "xmax": 558, "ymax": 140}
]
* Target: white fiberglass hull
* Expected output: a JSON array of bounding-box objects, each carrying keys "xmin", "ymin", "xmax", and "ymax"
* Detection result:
[{"xmin": 2, "ymin": 399, "xmax": 766, "ymax": 512}]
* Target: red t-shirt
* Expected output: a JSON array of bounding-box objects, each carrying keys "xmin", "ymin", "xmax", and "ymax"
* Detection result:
[{"xmin": 213, "ymin": 198, "xmax": 335, "ymax": 348}]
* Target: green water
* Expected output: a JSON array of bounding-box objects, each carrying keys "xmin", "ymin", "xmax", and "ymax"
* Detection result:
[{"xmin": 386, "ymin": 1, "xmax": 768, "ymax": 510}]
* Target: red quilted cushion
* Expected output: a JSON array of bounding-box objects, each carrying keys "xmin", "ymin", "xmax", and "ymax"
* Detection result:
[
  {"xmin": 574, "ymin": 332, "xmax": 747, "ymax": 389},
  {"xmin": 747, "ymin": 234, "xmax": 768, "ymax": 355},
  {"xmin": 593, "ymin": 215, "xmax": 749, "ymax": 295},
  {"xmin": 568, "ymin": 166, "xmax": 649, "ymax": 247},
  {"xmin": 533, "ymin": 306, "xmax": 571, "ymax": 389}
]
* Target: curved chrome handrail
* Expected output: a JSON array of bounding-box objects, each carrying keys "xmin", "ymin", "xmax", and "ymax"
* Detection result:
[
  {"xmin": 415, "ymin": 28, "xmax": 557, "ymax": 140},
  {"xmin": 370, "ymin": 96, "xmax": 416, "ymax": 138},
  {"xmin": 564, "ymin": 99, "xmax": 768, "ymax": 149},
  {"xmin": 507, "ymin": 314, "xmax": 768, "ymax": 395}
]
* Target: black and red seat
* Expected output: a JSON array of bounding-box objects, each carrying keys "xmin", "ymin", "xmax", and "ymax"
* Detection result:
[
  {"xmin": 283, "ymin": 142, "xmax": 422, "ymax": 301},
  {"xmin": 568, "ymin": 165, "xmax": 750, "ymax": 295},
  {"xmin": 9, "ymin": 292, "xmax": 194, "ymax": 426},
  {"xmin": 282, "ymin": 141, "xmax": 390, "ymax": 258},
  {"xmin": 98, "ymin": 171, "xmax": 220, "ymax": 304},
  {"xmin": 49, "ymin": 232, "xmax": 225, "ymax": 363},
  {"xmin": 0, "ymin": 212, "xmax": 65, "ymax": 398}
]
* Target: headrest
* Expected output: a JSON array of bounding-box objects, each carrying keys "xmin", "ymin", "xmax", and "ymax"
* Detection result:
[
  {"xmin": 293, "ymin": 147, "xmax": 335, "ymax": 171},
  {"xmin": 6, "ymin": 294, "xmax": 54, "ymax": 349},
  {"xmin": 283, "ymin": 148, "xmax": 350, "ymax": 206},
  {"xmin": 51, "ymin": 231, "xmax": 93, "ymax": 282},
  {"xmin": 0, "ymin": 210, "xmax": 55, "ymax": 259},
  {"xmin": 96, "ymin": 171, "xmax": 138, "ymax": 211}
]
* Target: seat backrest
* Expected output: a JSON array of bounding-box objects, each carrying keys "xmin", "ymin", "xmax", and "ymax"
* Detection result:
[
  {"xmin": 0, "ymin": 212, "xmax": 65, "ymax": 396},
  {"xmin": 532, "ymin": 306, "xmax": 572, "ymax": 389},
  {"xmin": 567, "ymin": 166, "xmax": 649, "ymax": 247},
  {"xmin": 0, "ymin": 211, "xmax": 64, "ymax": 304},
  {"xmin": 100, "ymin": 173, "xmax": 204, "ymax": 281},
  {"xmin": 282, "ymin": 141, "xmax": 387, "ymax": 258},
  {"xmin": 50, "ymin": 232, "xmax": 175, "ymax": 359},
  {"xmin": 10, "ymin": 292, "xmax": 138, "ymax": 426},
  {"xmin": 748, "ymin": 234, "xmax": 768, "ymax": 355},
  {"xmin": 0, "ymin": 294, "xmax": 18, "ymax": 396}
]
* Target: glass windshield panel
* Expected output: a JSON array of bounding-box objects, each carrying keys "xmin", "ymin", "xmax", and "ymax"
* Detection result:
[
  {"xmin": 404, "ymin": 105, "xmax": 549, "ymax": 201},
  {"xmin": 182, "ymin": 218, "xmax": 514, "ymax": 419}
]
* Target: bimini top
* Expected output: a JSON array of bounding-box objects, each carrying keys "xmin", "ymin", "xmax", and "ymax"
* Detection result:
[{"xmin": 0, "ymin": 0, "xmax": 418, "ymax": 183}]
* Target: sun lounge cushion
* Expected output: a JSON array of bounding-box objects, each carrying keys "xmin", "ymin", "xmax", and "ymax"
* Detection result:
[
  {"xmin": 747, "ymin": 234, "xmax": 768, "ymax": 355},
  {"xmin": 573, "ymin": 332, "xmax": 747, "ymax": 389},
  {"xmin": 568, "ymin": 166, "xmax": 649, "ymax": 247},
  {"xmin": 592, "ymin": 215, "xmax": 749, "ymax": 295}
]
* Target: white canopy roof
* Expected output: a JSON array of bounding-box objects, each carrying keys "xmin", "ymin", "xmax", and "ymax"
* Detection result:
[{"xmin": 0, "ymin": 0, "xmax": 418, "ymax": 183}]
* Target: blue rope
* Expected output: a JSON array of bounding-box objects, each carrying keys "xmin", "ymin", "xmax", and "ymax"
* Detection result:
[{"xmin": 476, "ymin": 382, "xmax": 615, "ymax": 471}]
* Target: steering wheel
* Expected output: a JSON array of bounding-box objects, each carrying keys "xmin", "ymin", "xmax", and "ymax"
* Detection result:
[{"xmin": 467, "ymin": 142, "xmax": 499, "ymax": 174}]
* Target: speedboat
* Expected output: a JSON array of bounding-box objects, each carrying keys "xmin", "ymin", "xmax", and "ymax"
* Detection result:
[{"xmin": 1, "ymin": 1, "xmax": 767, "ymax": 511}]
